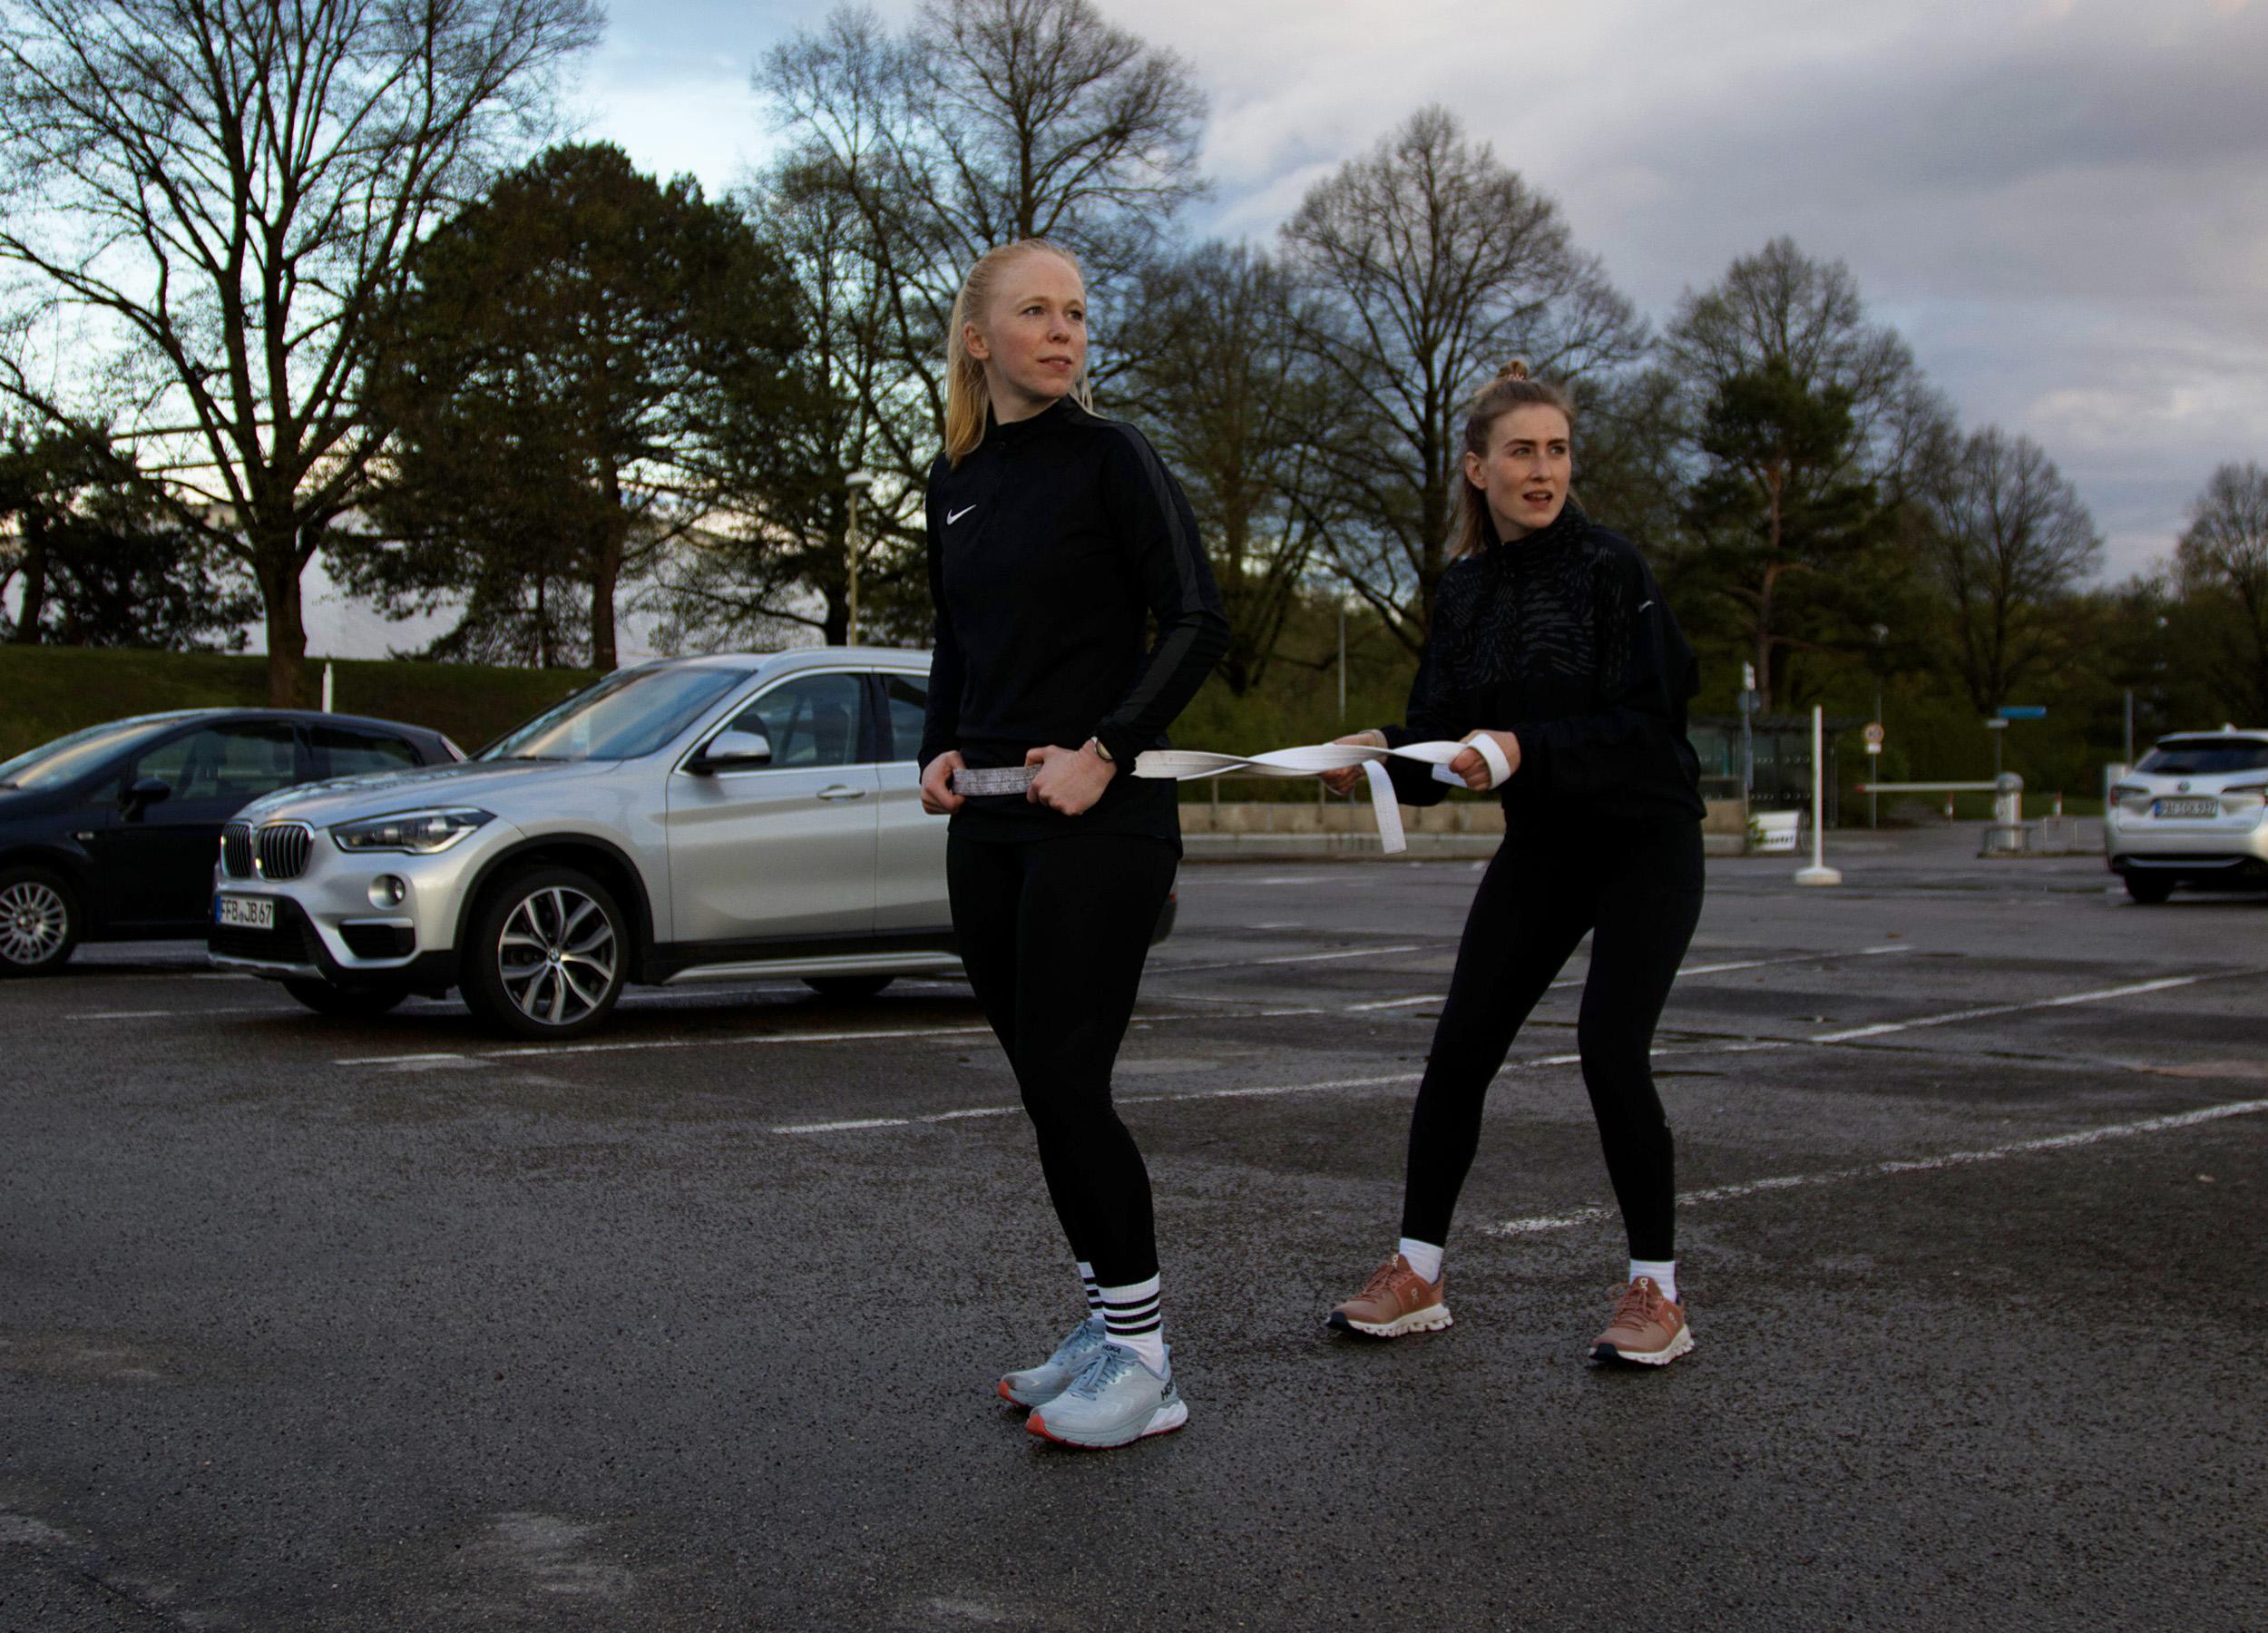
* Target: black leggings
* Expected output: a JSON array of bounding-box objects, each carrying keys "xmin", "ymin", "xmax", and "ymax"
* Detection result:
[
  {"xmin": 1400, "ymin": 821, "xmax": 1705, "ymax": 1261},
  {"xmin": 947, "ymin": 831, "xmax": 1178, "ymax": 1288}
]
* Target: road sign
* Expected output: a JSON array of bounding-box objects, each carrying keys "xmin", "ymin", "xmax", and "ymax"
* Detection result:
[
  {"xmin": 1996, "ymin": 705, "xmax": 2047, "ymax": 720},
  {"xmin": 1862, "ymin": 722, "xmax": 1884, "ymax": 746},
  {"xmin": 1983, "ymin": 719, "xmax": 2009, "ymax": 730}
]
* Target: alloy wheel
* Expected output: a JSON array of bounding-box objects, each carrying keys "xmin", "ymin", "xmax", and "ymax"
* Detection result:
[
  {"xmin": 495, "ymin": 885, "xmax": 620, "ymax": 1027},
  {"xmin": 0, "ymin": 878, "xmax": 69, "ymax": 967}
]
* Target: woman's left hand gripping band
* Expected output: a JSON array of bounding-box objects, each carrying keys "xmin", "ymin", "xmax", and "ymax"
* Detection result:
[{"xmin": 1024, "ymin": 740, "xmax": 1118, "ymax": 816}]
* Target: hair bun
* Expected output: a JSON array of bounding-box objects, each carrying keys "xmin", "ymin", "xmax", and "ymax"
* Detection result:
[{"xmin": 1496, "ymin": 357, "xmax": 1530, "ymax": 383}]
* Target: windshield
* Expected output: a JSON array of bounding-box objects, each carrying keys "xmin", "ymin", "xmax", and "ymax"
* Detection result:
[
  {"xmin": 0, "ymin": 714, "xmax": 199, "ymax": 792},
  {"xmin": 478, "ymin": 665, "xmax": 753, "ymax": 763},
  {"xmin": 2136, "ymin": 740, "xmax": 2268, "ymax": 777}
]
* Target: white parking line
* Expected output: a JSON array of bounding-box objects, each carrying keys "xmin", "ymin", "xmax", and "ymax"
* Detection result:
[
  {"xmin": 1340, "ymin": 944, "xmax": 1914, "ymax": 1014},
  {"xmin": 775, "ymin": 1072, "xmax": 1427, "ymax": 1135},
  {"xmin": 1155, "ymin": 943, "xmax": 1427, "ymax": 975},
  {"xmin": 769, "ymin": 964, "xmax": 2263, "ymax": 1137},
  {"xmin": 1805, "ymin": 973, "xmax": 2243, "ymax": 1042},
  {"xmin": 1481, "ymin": 1098, "xmax": 2268, "ymax": 1236}
]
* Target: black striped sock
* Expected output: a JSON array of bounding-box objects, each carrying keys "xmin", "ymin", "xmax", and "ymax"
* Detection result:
[
  {"xmin": 1077, "ymin": 1260, "xmax": 1102, "ymax": 1316},
  {"xmin": 1099, "ymin": 1276, "xmax": 1166, "ymax": 1373}
]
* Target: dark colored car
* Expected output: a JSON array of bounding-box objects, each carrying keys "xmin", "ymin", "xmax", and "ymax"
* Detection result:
[{"xmin": 0, "ymin": 708, "xmax": 462, "ymax": 974}]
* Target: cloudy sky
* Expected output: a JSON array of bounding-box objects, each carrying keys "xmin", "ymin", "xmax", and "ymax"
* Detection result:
[{"xmin": 572, "ymin": 0, "xmax": 2268, "ymax": 583}]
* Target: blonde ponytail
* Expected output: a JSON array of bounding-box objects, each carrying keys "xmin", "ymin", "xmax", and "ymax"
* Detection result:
[{"xmin": 942, "ymin": 239, "xmax": 1091, "ymax": 465}]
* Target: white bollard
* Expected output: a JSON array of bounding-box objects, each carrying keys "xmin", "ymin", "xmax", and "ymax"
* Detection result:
[
  {"xmin": 1795, "ymin": 703, "xmax": 1842, "ymax": 885},
  {"xmin": 321, "ymin": 660, "xmax": 335, "ymax": 713}
]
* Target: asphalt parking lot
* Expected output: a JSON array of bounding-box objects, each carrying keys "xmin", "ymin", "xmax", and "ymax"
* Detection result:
[{"xmin": 3, "ymin": 825, "xmax": 2263, "ymax": 1630}]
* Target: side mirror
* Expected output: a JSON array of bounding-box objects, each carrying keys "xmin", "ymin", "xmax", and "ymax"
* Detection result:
[
  {"xmin": 690, "ymin": 729, "xmax": 772, "ymax": 775},
  {"xmin": 122, "ymin": 776, "xmax": 171, "ymax": 817}
]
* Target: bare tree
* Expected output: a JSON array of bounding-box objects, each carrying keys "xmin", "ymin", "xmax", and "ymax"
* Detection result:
[
  {"xmin": 0, "ymin": 0, "xmax": 600, "ymax": 701},
  {"xmin": 1920, "ymin": 427, "xmax": 2102, "ymax": 712},
  {"xmin": 2175, "ymin": 460, "xmax": 2268, "ymax": 719},
  {"xmin": 1113, "ymin": 242, "xmax": 1330, "ymax": 694},
  {"xmin": 1278, "ymin": 105, "xmax": 1645, "ymax": 651},
  {"xmin": 750, "ymin": 0, "xmax": 1207, "ymax": 625}
]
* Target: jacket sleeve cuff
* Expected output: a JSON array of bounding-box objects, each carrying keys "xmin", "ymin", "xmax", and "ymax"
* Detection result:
[{"xmin": 1093, "ymin": 722, "xmax": 1144, "ymax": 770}]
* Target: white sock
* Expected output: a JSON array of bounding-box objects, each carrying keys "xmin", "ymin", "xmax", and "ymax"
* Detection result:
[
  {"xmin": 1077, "ymin": 1260, "xmax": 1102, "ymax": 1320},
  {"xmin": 1397, "ymin": 1237, "xmax": 1445, "ymax": 1285},
  {"xmin": 1098, "ymin": 1275, "xmax": 1168, "ymax": 1374},
  {"xmin": 1629, "ymin": 1258, "xmax": 1678, "ymax": 1304}
]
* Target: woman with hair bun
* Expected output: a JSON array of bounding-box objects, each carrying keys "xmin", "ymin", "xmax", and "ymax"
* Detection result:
[
  {"xmin": 917, "ymin": 239, "xmax": 1227, "ymax": 1446},
  {"xmin": 1322, "ymin": 359, "xmax": 1709, "ymax": 1366}
]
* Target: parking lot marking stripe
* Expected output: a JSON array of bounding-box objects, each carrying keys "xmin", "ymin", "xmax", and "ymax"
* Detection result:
[
  {"xmin": 66, "ymin": 1010, "xmax": 183, "ymax": 1020},
  {"xmin": 1341, "ymin": 944, "xmax": 1916, "ymax": 1014},
  {"xmin": 478, "ymin": 1022, "xmax": 1000, "ymax": 1060},
  {"xmin": 336, "ymin": 1051, "xmax": 475, "ymax": 1066},
  {"xmin": 1155, "ymin": 943, "xmax": 1427, "ymax": 975},
  {"xmin": 766, "ymin": 967, "xmax": 2257, "ymax": 1140},
  {"xmin": 334, "ymin": 963, "xmax": 2255, "ymax": 1072},
  {"xmin": 1481, "ymin": 1097, "xmax": 2268, "ymax": 1236},
  {"xmin": 1808, "ymin": 970, "xmax": 2263, "ymax": 1043},
  {"xmin": 769, "ymin": 1071, "xmax": 1429, "ymax": 1136}
]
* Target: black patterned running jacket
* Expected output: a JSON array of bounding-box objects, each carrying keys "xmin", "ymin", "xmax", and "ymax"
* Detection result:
[{"xmin": 1379, "ymin": 503, "xmax": 1706, "ymax": 828}]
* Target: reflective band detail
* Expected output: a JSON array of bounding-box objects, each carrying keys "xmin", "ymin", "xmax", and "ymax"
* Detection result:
[{"xmin": 951, "ymin": 765, "xmax": 1040, "ymax": 797}]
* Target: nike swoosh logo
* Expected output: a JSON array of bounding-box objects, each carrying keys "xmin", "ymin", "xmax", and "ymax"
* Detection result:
[{"xmin": 948, "ymin": 505, "xmax": 976, "ymax": 525}]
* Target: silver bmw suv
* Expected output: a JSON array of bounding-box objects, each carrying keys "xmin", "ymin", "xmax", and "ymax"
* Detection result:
[
  {"xmin": 2105, "ymin": 728, "xmax": 2268, "ymax": 903},
  {"xmin": 208, "ymin": 650, "xmax": 992, "ymax": 1038}
]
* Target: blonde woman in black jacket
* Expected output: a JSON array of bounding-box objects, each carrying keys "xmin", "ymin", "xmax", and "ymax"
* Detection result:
[
  {"xmin": 916, "ymin": 239, "xmax": 1227, "ymax": 1447},
  {"xmin": 1324, "ymin": 361, "xmax": 1708, "ymax": 1368}
]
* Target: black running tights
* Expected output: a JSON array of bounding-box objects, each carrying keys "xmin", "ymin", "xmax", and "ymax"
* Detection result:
[
  {"xmin": 1399, "ymin": 822, "xmax": 1705, "ymax": 1261},
  {"xmin": 947, "ymin": 831, "xmax": 1178, "ymax": 1288}
]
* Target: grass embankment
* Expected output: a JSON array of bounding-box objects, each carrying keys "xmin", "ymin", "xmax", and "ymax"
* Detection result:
[{"xmin": 0, "ymin": 646, "xmax": 596, "ymax": 761}]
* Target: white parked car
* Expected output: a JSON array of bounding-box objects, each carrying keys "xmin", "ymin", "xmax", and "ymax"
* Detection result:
[{"xmin": 2105, "ymin": 728, "xmax": 2268, "ymax": 904}]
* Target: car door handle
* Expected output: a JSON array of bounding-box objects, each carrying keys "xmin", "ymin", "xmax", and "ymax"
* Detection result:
[{"xmin": 816, "ymin": 785, "xmax": 866, "ymax": 801}]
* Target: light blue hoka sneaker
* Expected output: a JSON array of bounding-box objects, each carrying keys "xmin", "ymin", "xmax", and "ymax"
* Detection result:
[
  {"xmin": 997, "ymin": 1315, "xmax": 1108, "ymax": 1409},
  {"xmin": 1024, "ymin": 1342, "xmax": 1188, "ymax": 1450}
]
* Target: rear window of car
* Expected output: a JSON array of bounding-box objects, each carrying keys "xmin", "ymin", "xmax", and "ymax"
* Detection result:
[
  {"xmin": 310, "ymin": 725, "xmax": 425, "ymax": 778},
  {"xmin": 2136, "ymin": 739, "xmax": 2268, "ymax": 776}
]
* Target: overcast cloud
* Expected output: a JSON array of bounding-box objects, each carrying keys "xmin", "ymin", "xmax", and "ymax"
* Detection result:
[{"xmin": 576, "ymin": 0, "xmax": 2268, "ymax": 581}]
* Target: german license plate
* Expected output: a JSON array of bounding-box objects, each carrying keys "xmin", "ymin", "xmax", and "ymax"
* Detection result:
[
  {"xmin": 217, "ymin": 895, "xmax": 275, "ymax": 929},
  {"xmin": 2153, "ymin": 797, "xmax": 2218, "ymax": 818}
]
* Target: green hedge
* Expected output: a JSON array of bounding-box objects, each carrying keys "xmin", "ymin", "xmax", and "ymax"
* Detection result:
[{"xmin": 0, "ymin": 646, "xmax": 597, "ymax": 762}]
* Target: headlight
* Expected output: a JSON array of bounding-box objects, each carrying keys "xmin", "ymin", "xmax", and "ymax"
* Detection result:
[{"xmin": 330, "ymin": 807, "xmax": 494, "ymax": 854}]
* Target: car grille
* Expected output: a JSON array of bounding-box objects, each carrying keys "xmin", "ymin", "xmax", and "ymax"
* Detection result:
[
  {"xmin": 209, "ymin": 898, "xmax": 323, "ymax": 967},
  {"xmin": 221, "ymin": 823, "xmax": 255, "ymax": 879},
  {"xmin": 258, "ymin": 822, "xmax": 314, "ymax": 880}
]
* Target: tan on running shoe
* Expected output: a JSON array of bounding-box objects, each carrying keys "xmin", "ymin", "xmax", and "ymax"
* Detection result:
[
  {"xmin": 1589, "ymin": 1276, "xmax": 1694, "ymax": 1366},
  {"xmin": 1326, "ymin": 1253, "xmax": 1452, "ymax": 1338}
]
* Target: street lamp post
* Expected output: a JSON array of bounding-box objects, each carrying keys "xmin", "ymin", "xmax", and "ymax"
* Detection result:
[
  {"xmin": 1870, "ymin": 622, "xmax": 1889, "ymax": 829},
  {"xmin": 843, "ymin": 470, "xmax": 874, "ymax": 645}
]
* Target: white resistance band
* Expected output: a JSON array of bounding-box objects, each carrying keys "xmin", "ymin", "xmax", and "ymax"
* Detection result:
[{"xmin": 1134, "ymin": 736, "xmax": 1510, "ymax": 855}]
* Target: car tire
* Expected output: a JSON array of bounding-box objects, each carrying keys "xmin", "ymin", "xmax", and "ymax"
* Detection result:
[
  {"xmin": 0, "ymin": 864, "xmax": 81, "ymax": 976},
  {"xmin": 460, "ymin": 865, "xmax": 628, "ymax": 1041},
  {"xmin": 2123, "ymin": 874, "xmax": 2175, "ymax": 905},
  {"xmin": 281, "ymin": 979, "xmax": 409, "ymax": 1018},
  {"xmin": 803, "ymin": 974, "xmax": 894, "ymax": 999}
]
